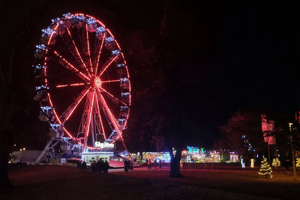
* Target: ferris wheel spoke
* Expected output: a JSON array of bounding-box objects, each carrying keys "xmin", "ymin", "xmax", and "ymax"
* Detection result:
[
  {"xmin": 98, "ymin": 87, "xmax": 127, "ymax": 106},
  {"xmin": 98, "ymin": 54, "xmax": 119, "ymax": 77},
  {"xmin": 59, "ymin": 88, "xmax": 90, "ymax": 124},
  {"xmin": 85, "ymin": 24, "xmax": 93, "ymax": 73},
  {"xmin": 52, "ymin": 51, "xmax": 90, "ymax": 82},
  {"xmin": 94, "ymin": 32, "xmax": 106, "ymax": 77},
  {"xmin": 63, "ymin": 28, "xmax": 92, "ymax": 77},
  {"xmin": 56, "ymin": 82, "xmax": 87, "ymax": 88},
  {"xmin": 93, "ymin": 96, "xmax": 106, "ymax": 141},
  {"xmin": 78, "ymin": 90, "xmax": 96, "ymax": 149},
  {"xmin": 101, "ymin": 79, "xmax": 120, "ymax": 84},
  {"xmin": 98, "ymin": 93, "xmax": 123, "ymax": 140}
]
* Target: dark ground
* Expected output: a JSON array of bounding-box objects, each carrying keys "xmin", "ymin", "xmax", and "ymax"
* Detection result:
[{"xmin": 0, "ymin": 165, "xmax": 299, "ymax": 200}]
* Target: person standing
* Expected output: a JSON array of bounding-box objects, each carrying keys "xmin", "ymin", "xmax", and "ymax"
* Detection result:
[
  {"xmin": 104, "ymin": 161, "xmax": 109, "ymax": 173},
  {"xmin": 91, "ymin": 160, "xmax": 96, "ymax": 171},
  {"xmin": 159, "ymin": 159, "xmax": 162, "ymax": 169},
  {"xmin": 148, "ymin": 159, "xmax": 151, "ymax": 170},
  {"xmin": 124, "ymin": 160, "xmax": 128, "ymax": 172},
  {"xmin": 285, "ymin": 158, "xmax": 290, "ymax": 172},
  {"xmin": 81, "ymin": 161, "xmax": 87, "ymax": 169}
]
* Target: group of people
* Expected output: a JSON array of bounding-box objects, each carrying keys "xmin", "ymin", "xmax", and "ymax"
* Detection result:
[
  {"xmin": 124, "ymin": 160, "xmax": 133, "ymax": 171},
  {"xmin": 77, "ymin": 159, "xmax": 109, "ymax": 173},
  {"xmin": 91, "ymin": 159, "xmax": 109, "ymax": 173},
  {"xmin": 77, "ymin": 161, "xmax": 87, "ymax": 169},
  {"xmin": 147, "ymin": 159, "xmax": 162, "ymax": 170}
]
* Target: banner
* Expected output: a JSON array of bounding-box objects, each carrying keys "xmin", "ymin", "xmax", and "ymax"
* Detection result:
[
  {"xmin": 261, "ymin": 114, "xmax": 274, "ymax": 132},
  {"xmin": 261, "ymin": 114, "xmax": 275, "ymax": 145}
]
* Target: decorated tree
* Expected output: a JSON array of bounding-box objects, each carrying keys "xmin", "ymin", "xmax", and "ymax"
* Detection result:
[
  {"xmin": 296, "ymin": 157, "xmax": 300, "ymax": 168},
  {"xmin": 258, "ymin": 156, "xmax": 273, "ymax": 178},
  {"xmin": 272, "ymin": 158, "xmax": 281, "ymax": 167}
]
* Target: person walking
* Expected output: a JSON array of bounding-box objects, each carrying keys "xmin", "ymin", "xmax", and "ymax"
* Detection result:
[{"xmin": 148, "ymin": 159, "xmax": 151, "ymax": 170}]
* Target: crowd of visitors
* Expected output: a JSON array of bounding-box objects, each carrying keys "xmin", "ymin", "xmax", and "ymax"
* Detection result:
[{"xmin": 77, "ymin": 159, "xmax": 109, "ymax": 173}]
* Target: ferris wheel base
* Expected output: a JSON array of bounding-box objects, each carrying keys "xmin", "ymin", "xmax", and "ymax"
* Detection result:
[{"xmin": 36, "ymin": 137, "xmax": 134, "ymax": 166}]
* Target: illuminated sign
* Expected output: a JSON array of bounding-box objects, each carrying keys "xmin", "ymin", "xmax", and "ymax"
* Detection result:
[{"xmin": 94, "ymin": 142, "xmax": 114, "ymax": 148}]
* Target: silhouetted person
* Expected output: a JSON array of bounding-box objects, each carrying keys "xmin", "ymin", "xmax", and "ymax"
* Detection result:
[
  {"xmin": 126, "ymin": 160, "xmax": 132, "ymax": 170},
  {"xmin": 159, "ymin": 160, "xmax": 162, "ymax": 169},
  {"xmin": 148, "ymin": 159, "xmax": 151, "ymax": 170},
  {"xmin": 91, "ymin": 161, "xmax": 96, "ymax": 171},
  {"xmin": 124, "ymin": 160, "xmax": 128, "ymax": 171},
  {"xmin": 104, "ymin": 161, "xmax": 109, "ymax": 173},
  {"xmin": 99, "ymin": 159, "xmax": 104, "ymax": 173},
  {"xmin": 81, "ymin": 161, "xmax": 87, "ymax": 169},
  {"xmin": 96, "ymin": 159, "xmax": 101, "ymax": 172},
  {"xmin": 285, "ymin": 158, "xmax": 290, "ymax": 172}
]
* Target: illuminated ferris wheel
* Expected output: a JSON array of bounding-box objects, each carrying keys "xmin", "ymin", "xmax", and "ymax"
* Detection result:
[{"xmin": 34, "ymin": 13, "xmax": 131, "ymax": 154}]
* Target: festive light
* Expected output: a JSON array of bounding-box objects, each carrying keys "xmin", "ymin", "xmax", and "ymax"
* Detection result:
[
  {"xmin": 258, "ymin": 156, "xmax": 273, "ymax": 178},
  {"xmin": 296, "ymin": 157, "xmax": 300, "ymax": 167},
  {"xmin": 272, "ymin": 158, "xmax": 281, "ymax": 167},
  {"xmin": 241, "ymin": 159, "xmax": 245, "ymax": 168}
]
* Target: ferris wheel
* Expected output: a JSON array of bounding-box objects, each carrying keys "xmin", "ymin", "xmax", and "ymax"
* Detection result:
[{"xmin": 33, "ymin": 13, "xmax": 131, "ymax": 155}]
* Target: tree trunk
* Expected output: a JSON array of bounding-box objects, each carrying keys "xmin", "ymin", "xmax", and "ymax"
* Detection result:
[
  {"xmin": 0, "ymin": 147, "xmax": 12, "ymax": 189},
  {"xmin": 169, "ymin": 148, "xmax": 184, "ymax": 178},
  {"xmin": 0, "ymin": 130, "xmax": 13, "ymax": 189}
]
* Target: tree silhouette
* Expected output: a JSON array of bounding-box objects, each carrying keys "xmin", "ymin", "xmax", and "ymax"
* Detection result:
[{"xmin": 0, "ymin": 0, "xmax": 46, "ymax": 188}]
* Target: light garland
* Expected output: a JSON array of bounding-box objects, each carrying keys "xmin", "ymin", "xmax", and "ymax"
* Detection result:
[
  {"xmin": 296, "ymin": 157, "xmax": 300, "ymax": 168},
  {"xmin": 258, "ymin": 156, "xmax": 273, "ymax": 178}
]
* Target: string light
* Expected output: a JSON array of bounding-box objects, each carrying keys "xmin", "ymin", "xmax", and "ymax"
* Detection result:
[{"xmin": 258, "ymin": 155, "xmax": 273, "ymax": 178}]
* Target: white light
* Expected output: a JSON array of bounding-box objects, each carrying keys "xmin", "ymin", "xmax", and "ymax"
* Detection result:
[
  {"xmin": 95, "ymin": 142, "xmax": 114, "ymax": 148},
  {"xmin": 23, "ymin": 148, "xmax": 26, "ymax": 150}
]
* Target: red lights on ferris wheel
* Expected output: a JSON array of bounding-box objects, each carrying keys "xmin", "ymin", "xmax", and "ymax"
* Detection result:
[{"xmin": 34, "ymin": 13, "xmax": 131, "ymax": 152}]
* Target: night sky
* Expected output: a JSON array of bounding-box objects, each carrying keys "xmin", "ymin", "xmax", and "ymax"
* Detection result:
[
  {"xmin": 5, "ymin": 0, "xmax": 300, "ymax": 150},
  {"xmin": 149, "ymin": 0, "xmax": 300, "ymax": 148}
]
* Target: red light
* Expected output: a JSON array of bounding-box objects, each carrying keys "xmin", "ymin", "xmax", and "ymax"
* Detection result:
[{"xmin": 98, "ymin": 54, "xmax": 119, "ymax": 77}]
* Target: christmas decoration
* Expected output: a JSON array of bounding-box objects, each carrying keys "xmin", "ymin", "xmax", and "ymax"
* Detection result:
[
  {"xmin": 296, "ymin": 157, "xmax": 300, "ymax": 168},
  {"xmin": 272, "ymin": 158, "xmax": 281, "ymax": 167},
  {"xmin": 258, "ymin": 156, "xmax": 273, "ymax": 178}
]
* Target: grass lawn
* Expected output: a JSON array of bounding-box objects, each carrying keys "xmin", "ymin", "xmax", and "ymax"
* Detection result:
[{"xmin": 1, "ymin": 165, "xmax": 299, "ymax": 200}]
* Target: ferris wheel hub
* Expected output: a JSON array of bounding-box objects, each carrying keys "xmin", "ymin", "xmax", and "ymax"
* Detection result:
[{"xmin": 93, "ymin": 77, "xmax": 102, "ymax": 89}]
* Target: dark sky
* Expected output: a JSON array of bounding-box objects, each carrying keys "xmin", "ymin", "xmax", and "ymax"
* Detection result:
[
  {"xmin": 168, "ymin": 0, "xmax": 300, "ymax": 148},
  {"xmin": 8, "ymin": 0, "xmax": 300, "ymax": 150},
  {"xmin": 48, "ymin": 0, "xmax": 300, "ymax": 149}
]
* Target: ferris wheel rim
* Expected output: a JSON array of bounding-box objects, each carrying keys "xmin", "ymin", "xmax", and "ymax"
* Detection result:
[{"xmin": 35, "ymin": 13, "xmax": 131, "ymax": 149}]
